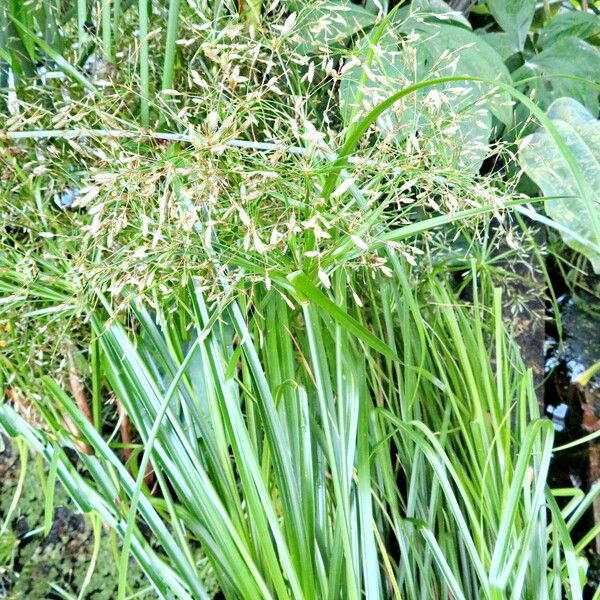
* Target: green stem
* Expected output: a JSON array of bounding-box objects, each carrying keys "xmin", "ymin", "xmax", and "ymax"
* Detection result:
[
  {"xmin": 161, "ymin": 0, "xmax": 180, "ymax": 92},
  {"xmin": 77, "ymin": 0, "xmax": 86, "ymax": 54},
  {"xmin": 102, "ymin": 0, "xmax": 112, "ymax": 61},
  {"xmin": 138, "ymin": 0, "xmax": 149, "ymax": 126},
  {"xmin": 112, "ymin": 0, "xmax": 122, "ymax": 37},
  {"xmin": 91, "ymin": 336, "xmax": 102, "ymax": 432}
]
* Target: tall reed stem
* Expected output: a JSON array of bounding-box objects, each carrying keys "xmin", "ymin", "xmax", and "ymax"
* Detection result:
[
  {"xmin": 138, "ymin": 0, "xmax": 149, "ymax": 126},
  {"xmin": 161, "ymin": 0, "xmax": 181, "ymax": 92},
  {"xmin": 77, "ymin": 0, "xmax": 86, "ymax": 53},
  {"xmin": 102, "ymin": 0, "xmax": 112, "ymax": 61}
]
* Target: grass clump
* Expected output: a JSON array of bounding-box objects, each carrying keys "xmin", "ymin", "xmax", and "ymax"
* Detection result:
[{"xmin": 4, "ymin": 265, "xmax": 594, "ymax": 598}]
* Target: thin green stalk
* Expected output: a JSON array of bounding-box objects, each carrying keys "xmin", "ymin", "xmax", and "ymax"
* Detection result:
[
  {"xmin": 43, "ymin": 450, "xmax": 59, "ymax": 536},
  {"xmin": 102, "ymin": 0, "xmax": 112, "ymax": 61},
  {"xmin": 138, "ymin": 0, "xmax": 149, "ymax": 126},
  {"xmin": 0, "ymin": 438, "xmax": 28, "ymax": 538},
  {"xmin": 77, "ymin": 513, "xmax": 102, "ymax": 600},
  {"xmin": 77, "ymin": 0, "xmax": 86, "ymax": 54},
  {"xmin": 161, "ymin": 0, "xmax": 181, "ymax": 92},
  {"xmin": 112, "ymin": 0, "xmax": 122, "ymax": 37},
  {"xmin": 91, "ymin": 336, "xmax": 102, "ymax": 432}
]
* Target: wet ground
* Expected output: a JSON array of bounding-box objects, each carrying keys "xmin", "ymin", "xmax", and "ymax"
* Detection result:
[{"xmin": 545, "ymin": 294, "xmax": 600, "ymax": 596}]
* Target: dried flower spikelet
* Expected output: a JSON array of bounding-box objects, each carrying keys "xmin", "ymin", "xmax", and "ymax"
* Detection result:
[
  {"xmin": 318, "ymin": 269, "xmax": 331, "ymax": 289},
  {"xmin": 331, "ymin": 177, "xmax": 355, "ymax": 199},
  {"xmin": 350, "ymin": 235, "xmax": 368, "ymax": 251}
]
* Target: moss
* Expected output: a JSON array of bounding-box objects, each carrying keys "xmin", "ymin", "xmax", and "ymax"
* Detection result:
[{"xmin": 0, "ymin": 435, "xmax": 154, "ymax": 599}]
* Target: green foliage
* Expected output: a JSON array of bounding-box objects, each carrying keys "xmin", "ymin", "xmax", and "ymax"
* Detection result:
[
  {"xmin": 513, "ymin": 36, "xmax": 600, "ymax": 115},
  {"xmin": 485, "ymin": 0, "xmax": 536, "ymax": 50},
  {"xmin": 519, "ymin": 97, "xmax": 600, "ymax": 273},
  {"xmin": 339, "ymin": 9, "xmax": 512, "ymax": 171},
  {"xmin": 538, "ymin": 11, "xmax": 600, "ymax": 48},
  {"xmin": 403, "ymin": 0, "xmax": 472, "ymax": 28},
  {"xmin": 292, "ymin": 0, "xmax": 376, "ymax": 55},
  {"xmin": 3, "ymin": 270, "xmax": 597, "ymax": 598},
  {"xmin": 477, "ymin": 31, "xmax": 521, "ymax": 61}
]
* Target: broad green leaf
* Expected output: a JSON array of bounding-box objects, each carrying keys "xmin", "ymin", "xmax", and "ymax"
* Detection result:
[
  {"xmin": 538, "ymin": 11, "xmax": 600, "ymax": 49},
  {"xmin": 546, "ymin": 95, "xmax": 595, "ymax": 124},
  {"xmin": 339, "ymin": 18, "xmax": 511, "ymax": 172},
  {"xmin": 513, "ymin": 36, "xmax": 600, "ymax": 115},
  {"xmin": 518, "ymin": 97, "xmax": 600, "ymax": 273},
  {"xmin": 478, "ymin": 31, "xmax": 520, "ymax": 61},
  {"xmin": 485, "ymin": 0, "xmax": 535, "ymax": 51},
  {"xmin": 395, "ymin": 15, "xmax": 513, "ymax": 126},
  {"xmin": 291, "ymin": 0, "xmax": 376, "ymax": 55},
  {"xmin": 397, "ymin": 0, "xmax": 472, "ymax": 29}
]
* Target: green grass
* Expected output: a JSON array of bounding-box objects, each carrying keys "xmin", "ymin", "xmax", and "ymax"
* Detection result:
[{"xmin": 2, "ymin": 264, "xmax": 597, "ymax": 598}]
